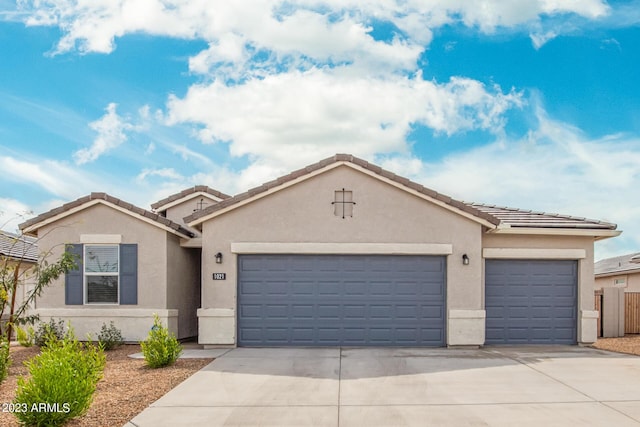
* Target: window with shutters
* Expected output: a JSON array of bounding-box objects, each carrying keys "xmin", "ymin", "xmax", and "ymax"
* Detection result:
[{"xmin": 84, "ymin": 245, "xmax": 119, "ymax": 304}]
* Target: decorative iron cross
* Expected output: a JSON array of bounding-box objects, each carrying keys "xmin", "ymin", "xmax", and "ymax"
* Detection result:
[
  {"xmin": 193, "ymin": 198, "xmax": 208, "ymax": 212},
  {"xmin": 332, "ymin": 188, "xmax": 356, "ymax": 219}
]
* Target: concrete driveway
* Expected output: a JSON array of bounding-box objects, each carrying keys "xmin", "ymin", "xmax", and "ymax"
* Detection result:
[{"xmin": 127, "ymin": 346, "xmax": 640, "ymax": 426}]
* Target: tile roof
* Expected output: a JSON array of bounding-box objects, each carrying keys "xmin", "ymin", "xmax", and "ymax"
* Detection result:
[
  {"xmin": 184, "ymin": 154, "xmax": 501, "ymax": 226},
  {"xmin": 595, "ymin": 252, "xmax": 640, "ymax": 276},
  {"xmin": 0, "ymin": 230, "xmax": 38, "ymax": 263},
  {"xmin": 151, "ymin": 185, "xmax": 231, "ymax": 211},
  {"xmin": 468, "ymin": 204, "xmax": 618, "ymax": 230},
  {"xmin": 19, "ymin": 193, "xmax": 195, "ymax": 238}
]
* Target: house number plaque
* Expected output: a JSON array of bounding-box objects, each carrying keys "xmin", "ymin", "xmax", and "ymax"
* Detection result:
[{"xmin": 212, "ymin": 273, "xmax": 226, "ymax": 280}]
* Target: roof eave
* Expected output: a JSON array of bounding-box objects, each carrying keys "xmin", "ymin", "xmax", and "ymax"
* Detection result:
[
  {"xmin": 152, "ymin": 191, "xmax": 225, "ymax": 213},
  {"xmin": 1, "ymin": 254, "xmax": 38, "ymax": 264},
  {"xmin": 595, "ymin": 267, "xmax": 640, "ymax": 278},
  {"xmin": 21, "ymin": 199, "xmax": 194, "ymax": 239},
  {"xmin": 488, "ymin": 227, "xmax": 621, "ymax": 240}
]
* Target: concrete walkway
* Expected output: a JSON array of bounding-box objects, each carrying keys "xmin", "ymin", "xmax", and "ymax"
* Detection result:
[{"xmin": 126, "ymin": 346, "xmax": 640, "ymax": 427}]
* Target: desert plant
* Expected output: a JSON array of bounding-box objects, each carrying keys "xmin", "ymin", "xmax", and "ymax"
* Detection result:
[
  {"xmin": 140, "ymin": 315, "xmax": 182, "ymax": 368},
  {"xmin": 98, "ymin": 321, "xmax": 124, "ymax": 351},
  {"xmin": 16, "ymin": 325, "xmax": 35, "ymax": 347},
  {"xmin": 13, "ymin": 329, "xmax": 105, "ymax": 427},
  {"xmin": 0, "ymin": 337, "xmax": 9, "ymax": 383},
  {"xmin": 34, "ymin": 318, "xmax": 66, "ymax": 347}
]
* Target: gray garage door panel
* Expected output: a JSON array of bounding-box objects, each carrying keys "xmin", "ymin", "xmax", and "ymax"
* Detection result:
[
  {"xmin": 238, "ymin": 254, "xmax": 446, "ymax": 347},
  {"xmin": 485, "ymin": 259, "xmax": 577, "ymax": 345}
]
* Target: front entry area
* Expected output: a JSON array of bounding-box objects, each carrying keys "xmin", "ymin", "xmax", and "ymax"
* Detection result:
[{"xmin": 237, "ymin": 254, "xmax": 446, "ymax": 346}]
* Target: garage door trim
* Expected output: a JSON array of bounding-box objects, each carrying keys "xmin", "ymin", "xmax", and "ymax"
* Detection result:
[{"xmin": 231, "ymin": 242, "xmax": 453, "ymax": 255}]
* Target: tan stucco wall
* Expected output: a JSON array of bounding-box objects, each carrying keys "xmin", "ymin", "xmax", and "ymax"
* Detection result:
[
  {"xmin": 595, "ymin": 271, "xmax": 640, "ymax": 293},
  {"xmin": 29, "ymin": 203, "xmax": 197, "ymax": 340},
  {"xmin": 198, "ymin": 165, "xmax": 484, "ymax": 345},
  {"xmin": 166, "ymin": 234, "xmax": 201, "ymax": 338},
  {"xmin": 34, "ymin": 204, "xmax": 168, "ymax": 309},
  {"xmin": 482, "ymin": 233, "xmax": 597, "ymax": 343}
]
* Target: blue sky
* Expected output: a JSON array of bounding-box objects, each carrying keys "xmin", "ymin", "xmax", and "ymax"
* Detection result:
[{"xmin": 1, "ymin": 0, "xmax": 639, "ymax": 260}]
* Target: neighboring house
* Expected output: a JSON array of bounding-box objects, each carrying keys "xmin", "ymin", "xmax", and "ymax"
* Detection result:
[
  {"xmin": 595, "ymin": 252, "xmax": 640, "ymax": 292},
  {"xmin": 0, "ymin": 231, "xmax": 38, "ymax": 325},
  {"xmin": 19, "ymin": 154, "xmax": 621, "ymax": 346}
]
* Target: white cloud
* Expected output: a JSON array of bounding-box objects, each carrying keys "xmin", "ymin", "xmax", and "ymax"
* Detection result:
[
  {"xmin": 18, "ymin": 0, "xmax": 611, "ymax": 69},
  {"xmin": 165, "ymin": 142, "xmax": 214, "ymax": 166},
  {"xmin": 73, "ymin": 103, "xmax": 133, "ymax": 165},
  {"xmin": 530, "ymin": 30, "xmax": 557, "ymax": 49},
  {"xmin": 136, "ymin": 168, "xmax": 184, "ymax": 183},
  {"xmin": 19, "ymin": 1, "xmax": 611, "ymax": 50},
  {"xmin": 73, "ymin": 103, "xmax": 151, "ymax": 165},
  {"xmin": 0, "ymin": 156, "xmax": 91, "ymax": 199},
  {"xmin": 167, "ymin": 70, "xmax": 521, "ymax": 171}
]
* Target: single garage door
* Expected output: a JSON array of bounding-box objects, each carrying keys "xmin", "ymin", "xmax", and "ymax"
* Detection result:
[
  {"xmin": 238, "ymin": 254, "xmax": 445, "ymax": 347},
  {"xmin": 485, "ymin": 259, "xmax": 577, "ymax": 345}
]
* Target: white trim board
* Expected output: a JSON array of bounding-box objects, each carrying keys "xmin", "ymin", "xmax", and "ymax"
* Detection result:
[
  {"xmin": 231, "ymin": 242, "xmax": 454, "ymax": 255},
  {"xmin": 80, "ymin": 234, "xmax": 122, "ymax": 244},
  {"xmin": 482, "ymin": 248, "xmax": 586, "ymax": 259}
]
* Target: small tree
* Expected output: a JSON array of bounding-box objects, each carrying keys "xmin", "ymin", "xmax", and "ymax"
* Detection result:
[
  {"xmin": 0, "ymin": 242, "xmax": 76, "ymax": 342},
  {"xmin": 0, "ymin": 231, "xmax": 77, "ymax": 383}
]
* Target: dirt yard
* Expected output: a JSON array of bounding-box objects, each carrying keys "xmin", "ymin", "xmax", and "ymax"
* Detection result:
[{"xmin": 0, "ymin": 344, "xmax": 213, "ymax": 427}]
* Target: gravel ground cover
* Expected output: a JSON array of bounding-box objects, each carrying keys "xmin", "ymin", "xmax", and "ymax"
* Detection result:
[
  {"xmin": 593, "ymin": 334, "xmax": 640, "ymax": 356},
  {"xmin": 0, "ymin": 344, "xmax": 213, "ymax": 427}
]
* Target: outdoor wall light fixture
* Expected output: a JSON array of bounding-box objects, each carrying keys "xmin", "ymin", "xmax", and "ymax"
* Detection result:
[
  {"xmin": 215, "ymin": 252, "xmax": 223, "ymax": 264},
  {"xmin": 462, "ymin": 254, "xmax": 470, "ymax": 265}
]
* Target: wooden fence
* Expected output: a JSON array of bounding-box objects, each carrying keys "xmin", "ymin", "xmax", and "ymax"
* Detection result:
[
  {"xmin": 627, "ymin": 293, "xmax": 640, "ymax": 334},
  {"xmin": 595, "ymin": 290, "xmax": 640, "ymax": 336}
]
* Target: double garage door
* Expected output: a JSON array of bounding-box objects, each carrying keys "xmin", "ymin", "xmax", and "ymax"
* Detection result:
[
  {"xmin": 237, "ymin": 255, "xmax": 577, "ymax": 346},
  {"xmin": 238, "ymin": 254, "xmax": 446, "ymax": 347}
]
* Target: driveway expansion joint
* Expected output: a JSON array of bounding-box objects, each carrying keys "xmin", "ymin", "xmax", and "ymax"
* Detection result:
[{"xmin": 492, "ymin": 349, "xmax": 599, "ymax": 402}]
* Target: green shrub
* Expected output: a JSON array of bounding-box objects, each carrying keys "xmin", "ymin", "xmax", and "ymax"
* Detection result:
[
  {"xmin": 13, "ymin": 329, "xmax": 105, "ymax": 427},
  {"xmin": 34, "ymin": 318, "xmax": 66, "ymax": 347},
  {"xmin": 16, "ymin": 325, "xmax": 35, "ymax": 347},
  {"xmin": 0, "ymin": 337, "xmax": 9, "ymax": 384},
  {"xmin": 140, "ymin": 315, "xmax": 182, "ymax": 368},
  {"xmin": 98, "ymin": 321, "xmax": 124, "ymax": 351}
]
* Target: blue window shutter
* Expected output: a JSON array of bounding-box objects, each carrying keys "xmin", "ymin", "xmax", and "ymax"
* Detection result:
[
  {"xmin": 65, "ymin": 244, "xmax": 84, "ymax": 305},
  {"xmin": 120, "ymin": 244, "xmax": 138, "ymax": 305}
]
